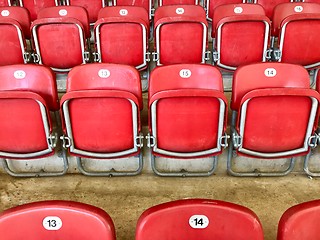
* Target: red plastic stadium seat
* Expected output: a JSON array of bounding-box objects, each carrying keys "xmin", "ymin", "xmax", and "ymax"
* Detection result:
[
  {"xmin": 0, "ymin": 64, "xmax": 68, "ymax": 177},
  {"xmin": 113, "ymin": 0, "xmax": 152, "ymax": 20},
  {"xmin": 228, "ymin": 62, "xmax": 320, "ymax": 177},
  {"xmin": 94, "ymin": 6, "xmax": 150, "ymax": 70},
  {"xmin": 136, "ymin": 199, "xmax": 264, "ymax": 240},
  {"xmin": 31, "ymin": 6, "xmax": 90, "ymax": 72},
  {"xmin": 158, "ymin": 0, "xmax": 198, "ymax": 7},
  {"xmin": 253, "ymin": 0, "xmax": 293, "ymax": 19},
  {"xmin": 278, "ymin": 200, "xmax": 320, "ymax": 240},
  {"xmin": 147, "ymin": 64, "xmax": 228, "ymax": 176},
  {"xmin": 153, "ymin": 5, "xmax": 209, "ymax": 66},
  {"xmin": 60, "ymin": 63, "xmax": 144, "ymax": 176},
  {"xmin": 0, "ymin": 6, "xmax": 30, "ymax": 66},
  {"xmin": 206, "ymin": 0, "xmax": 245, "ymax": 22},
  {"xmin": 18, "ymin": 0, "xmax": 59, "ymax": 21},
  {"xmin": 0, "ymin": 0, "xmax": 11, "ymax": 6},
  {"xmin": 66, "ymin": 0, "xmax": 105, "ymax": 24},
  {"xmin": 212, "ymin": 3, "xmax": 270, "ymax": 71},
  {"xmin": 0, "ymin": 201, "xmax": 116, "ymax": 240},
  {"xmin": 272, "ymin": 2, "xmax": 320, "ymax": 69}
]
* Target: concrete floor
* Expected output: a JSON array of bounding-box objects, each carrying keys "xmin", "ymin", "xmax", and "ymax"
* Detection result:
[{"xmin": 1, "ymin": 173, "xmax": 320, "ymax": 239}]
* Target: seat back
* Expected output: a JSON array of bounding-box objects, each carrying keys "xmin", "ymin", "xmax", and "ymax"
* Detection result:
[
  {"xmin": 61, "ymin": 63, "xmax": 142, "ymax": 158},
  {"xmin": 0, "ymin": 7, "xmax": 30, "ymax": 65},
  {"xmin": 148, "ymin": 64, "xmax": 227, "ymax": 158},
  {"xmin": 231, "ymin": 63, "xmax": 319, "ymax": 158},
  {"xmin": 212, "ymin": 3, "xmax": 270, "ymax": 71},
  {"xmin": 273, "ymin": 2, "xmax": 320, "ymax": 69},
  {"xmin": 277, "ymin": 200, "xmax": 320, "ymax": 240},
  {"xmin": 206, "ymin": 0, "xmax": 245, "ymax": 21},
  {"xmin": 66, "ymin": 0, "xmax": 105, "ymax": 23},
  {"xmin": 95, "ymin": 6, "xmax": 149, "ymax": 70},
  {"xmin": 154, "ymin": 5, "xmax": 207, "ymax": 66},
  {"xmin": 254, "ymin": 0, "xmax": 293, "ymax": 19},
  {"xmin": 0, "ymin": 64, "xmax": 58, "ymax": 158},
  {"xmin": 158, "ymin": 0, "xmax": 198, "ymax": 7},
  {"xmin": 18, "ymin": 0, "xmax": 59, "ymax": 21},
  {"xmin": 31, "ymin": 6, "xmax": 89, "ymax": 72},
  {"xmin": 113, "ymin": 0, "xmax": 152, "ymax": 20},
  {"xmin": 0, "ymin": 201, "xmax": 116, "ymax": 240},
  {"xmin": 136, "ymin": 199, "xmax": 264, "ymax": 240}
]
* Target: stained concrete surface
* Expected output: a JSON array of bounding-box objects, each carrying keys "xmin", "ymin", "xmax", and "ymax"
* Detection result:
[{"xmin": 1, "ymin": 173, "xmax": 320, "ymax": 239}]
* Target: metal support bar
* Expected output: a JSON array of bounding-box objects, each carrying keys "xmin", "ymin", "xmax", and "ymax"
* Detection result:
[
  {"xmin": 227, "ymin": 111, "xmax": 296, "ymax": 177},
  {"xmin": 304, "ymin": 149, "xmax": 320, "ymax": 177},
  {"xmin": 1, "ymin": 147, "xmax": 69, "ymax": 177},
  {"xmin": 76, "ymin": 152, "xmax": 143, "ymax": 177},
  {"xmin": 151, "ymin": 152, "xmax": 217, "ymax": 177}
]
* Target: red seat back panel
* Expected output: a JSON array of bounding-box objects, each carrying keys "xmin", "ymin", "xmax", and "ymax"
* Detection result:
[
  {"xmin": 99, "ymin": 23, "xmax": 144, "ymax": 66},
  {"xmin": 0, "ymin": 201, "xmax": 116, "ymax": 240},
  {"xmin": 136, "ymin": 199, "xmax": 264, "ymax": 240},
  {"xmin": 69, "ymin": 98, "xmax": 134, "ymax": 153},
  {"xmin": 69, "ymin": 0, "xmax": 103, "ymax": 23},
  {"xmin": 21, "ymin": 0, "xmax": 57, "ymax": 21},
  {"xmin": 278, "ymin": 200, "xmax": 320, "ymax": 240},
  {"xmin": 242, "ymin": 96, "xmax": 312, "ymax": 152}
]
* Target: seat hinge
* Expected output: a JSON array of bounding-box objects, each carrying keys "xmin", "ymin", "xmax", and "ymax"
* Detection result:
[
  {"xmin": 232, "ymin": 131, "xmax": 242, "ymax": 149},
  {"xmin": 151, "ymin": 8, "xmax": 155, "ymax": 17},
  {"xmin": 309, "ymin": 133, "xmax": 319, "ymax": 149},
  {"xmin": 47, "ymin": 132, "xmax": 58, "ymax": 148},
  {"xmin": 60, "ymin": 135, "xmax": 72, "ymax": 149},
  {"xmin": 32, "ymin": 53, "xmax": 40, "ymax": 63},
  {"xmin": 219, "ymin": 133, "xmax": 230, "ymax": 149},
  {"xmin": 204, "ymin": 50, "xmax": 211, "ymax": 61},
  {"xmin": 83, "ymin": 51, "xmax": 90, "ymax": 63},
  {"xmin": 152, "ymin": 52, "xmax": 159, "ymax": 62},
  {"xmin": 93, "ymin": 52, "xmax": 101, "ymax": 62},
  {"xmin": 146, "ymin": 52, "xmax": 151, "ymax": 62},
  {"xmin": 265, "ymin": 49, "xmax": 273, "ymax": 60},
  {"xmin": 272, "ymin": 49, "xmax": 282, "ymax": 61},
  {"xmin": 146, "ymin": 133, "xmax": 156, "ymax": 148},
  {"xmin": 212, "ymin": 50, "xmax": 220, "ymax": 63},
  {"xmin": 135, "ymin": 133, "xmax": 144, "ymax": 148},
  {"xmin": 23, "ymin": 52, "xmax": 32, "ymax": 63}
]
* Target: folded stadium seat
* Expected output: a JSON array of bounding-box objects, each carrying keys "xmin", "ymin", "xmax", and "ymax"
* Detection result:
[
  {"xmin": 272, "ymin": 2, "xmax": 320, "ymax": 70},
  {"xmin": 113, "ymin": 0, "xmax": 152, "ymax": 21},
  {"xmin": 0, "ymin": 6, "xmax": 31, "ymax": 66},
  {"xmin": 211, "ymin": 3, "xmax": 271, "ymax": 71},
  {"xmin": 18, "ymin": 0, "xmax": 59, "ymax": 21},
  {"xmin": 147, "ymin": 64, "xmax": 228, "ymax": 177},
  {"xmin": 65, "ymin": 0, "xmax": 105, "ymax": 24},
  {"xmin": 304, "ymin": 69, "xmax": 320, "ymax": 177},
  {"xmin": 158, "ymin": 0, "xmax": 199, "ymax": 7},
  {"xmin": 0, "ymin": 201, "xmax": 116, "ymax": 240},
  {"xmin": 0, "ymin": 64, "xmax": 68, "ymax": 177},
  {"xmin": 228, "ymin": 62, "xmax": 320, "ymax": 177},
  {"xmin": 60, "ymin": 63, "xmax": 144, "ymax": 176},
  {"xmin": 205, "ymin": 0, "xmax": 245, "ymax": 22},
  {"xmin": 153, "ymin": 5, "xmax": 209, "ymax": 66},
  {"xmin": 253, "ymin": 0, "xmax": 294, "ymax": 20},
  {"xmin": 136, "ymin": 199, "xmax": 264, "ymax": 240},
  {"xmin": 0, "ymin": 0, "xmax": 11, "ymax": 6},
  {"xmin": 94, "ymin": 6, "xmax": 150, "ymax": 71},
  {"xmin": 31, "ymin": 6, "xmax": 90, "ymax": 73},
  {"xmin": 277, "ymin": 200, "xmax": 320, "ymax": 240}
]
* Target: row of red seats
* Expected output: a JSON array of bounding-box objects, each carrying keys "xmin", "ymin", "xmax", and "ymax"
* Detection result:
[
  {"xmin": 1, "ymin": 2, "xmax": 320, "ymax": 73},
  {"xmin": 0, "ymin": 62, "xmax": 319, "ymax": 178},
  {"xmin": 0, "ymin": 198, "xmax": 319, "ymax": 239}
]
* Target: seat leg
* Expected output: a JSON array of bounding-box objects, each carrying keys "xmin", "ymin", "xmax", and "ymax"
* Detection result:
[
  {"xmin": 151, "ymin": 153, "xmax": 217, "ymax": 177},
  {"xmin": 304, "ymin": 149, "xmax": 320, "ymax": 177},
  {"xmin": 227, "ymin": 141, "xmax": 296, "ymax": 177},
  {"xmin": 1, "ymin": 148, "xmax": 69, "ymax": 178},
  {"xmin": 76, "ymin": 152, "xmax": 143, "ymax": 177}
]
